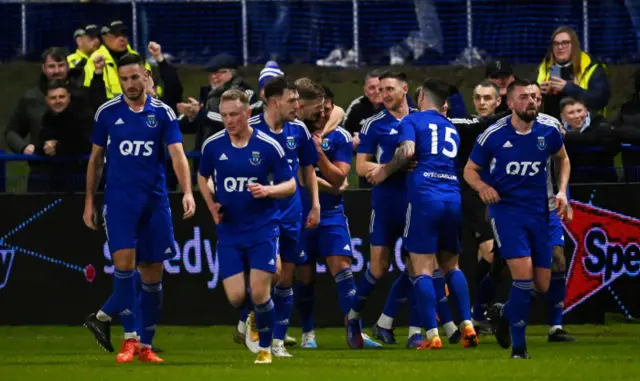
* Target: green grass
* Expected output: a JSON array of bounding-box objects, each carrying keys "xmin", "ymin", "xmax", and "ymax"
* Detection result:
[{"xmin": 1, "ymin": 325, "xmax": 639, "ymax": 380}]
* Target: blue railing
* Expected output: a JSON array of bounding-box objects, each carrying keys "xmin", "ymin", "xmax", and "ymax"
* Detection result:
[{"xmin": 2, "ymin": 145, "xmax": 640, "ymax": 193}]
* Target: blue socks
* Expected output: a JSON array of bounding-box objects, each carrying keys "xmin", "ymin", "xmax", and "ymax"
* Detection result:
[
  {"xmin": 273, "ymin": 286, "xmax": 294, "ymax": 340},
  {"xmin": 408, "ymin": 281, "xmax": 422, "ymax": 328},
  {"xmin": 296, "ymin": 282, "xmax": 315, "ymax": 333},
  {"xmin": 139, "ymin": 282, "xmax": 163, "ymax": 346},
  {"xmin": 254, "ymin": 299, "xmax": 275, "ymax": 349},
  {"xmin": 352, "ymin": 268, "xmax": 378, "ymax": 314},
  {"xmin": 432, "ymin": 269, "xmax": 454, "ymax": 325},
  {"xmin": 101, "ymin": 269, "xmax": 136, "ymax": 318},
  {"xmin": 412, "ymin": 274, "xmax": 438, "ymax": 331},
  {"xmin": 473, "ymin": 273, "xmax": 495, "ymax": 321},
  {"xmin": 382, "ymin": 271, "xmax": 410, "ymax": 319},
  {"xmin": 335, "ymin": 268, "xmax": 357, "ymax": 316},
  {"xmin": 505, "ymin": 280, "xmax": 533, "ymax": 349},
  {"xmin": 548, "ymin": 272, "xmax": 566, "ymax": 327},
  {"xmin": 445, "ymin": 269, "xmax": 472, "ymax": 322}
]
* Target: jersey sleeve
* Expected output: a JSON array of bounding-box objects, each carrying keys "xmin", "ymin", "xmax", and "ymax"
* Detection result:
[
  {"xmin": 270, "ymin": 143, "xmax": 294, "ymax": 184},
  {"xmin": 91, "ymin": 109, "xmax": 108, "ymax": 147},
  {"xmin": 334, "ymin": 130, "xmax": 354, "ymax": 164},
  {"xmin": 163, "ymin": 107, "xmax": 183, "ymax": 146},
  {"xmin": 548, "ymin": 126, "xmax": 564, "ymax": 155},
  {"xmin": 298, "ymin": 125, "xmax": 319, "ymax": 167},
  {"xmin": 398, "ymin": 115, "xmax": 416, "ymax": 143},
  {"xmin": 357, "ymin": 120, "xmax": 378, "ymax": 155},
  {"xmin": 469, "ymin": 135, "xmax": 493, "ymax": 168},
  {"xmin": 198, "ymin": 142, "xmax": 215, "ymax": 178}
]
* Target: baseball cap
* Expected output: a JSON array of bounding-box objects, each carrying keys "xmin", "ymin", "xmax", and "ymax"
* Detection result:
[
  {"xmin": 74, "ymin": 23, "xmax": 101, "ymax": 38},
  {"xmin": 205, "ymin": 53, "xmax": 238, "ymax": 72},
  {"xmin": 101, "ymin": 20, "xmax": 129, "ymax": 36},
  {"xmin": 258, "ymin": 61, "xmax": 284, "ymax": 91},
  {"xmin": 486, "ymin": 59, "xmax": 514, "ymax": 78}
]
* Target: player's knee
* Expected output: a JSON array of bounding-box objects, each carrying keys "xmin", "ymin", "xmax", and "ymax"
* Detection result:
[
  {"xmin": 112, "ymin": 249, "xmax": 136, "ymax": 271},
  {"xmin": 478, "ymin": 240, "xmax": 494, "ymax": 263},
  {"xmin": 277, "ymin": 263, "xmax": 295, "ymax": 287},
  {"xmin": 138, "ymin": 262, "xmax": 163, "ymax": 284},
  {"xmin": 552, "ymin": 246, "xmax": 566, "ymax": 272},
  {"xmin": 369, "ymin": 248, "xmax": 389, "ymax": 278},
  {"xmin": 296, "ymin": 264, "xmax": 314, "ymax": 284},
  {"xmin": 436, "ymin": 252, "xmax": 459, "ymax": 274}
]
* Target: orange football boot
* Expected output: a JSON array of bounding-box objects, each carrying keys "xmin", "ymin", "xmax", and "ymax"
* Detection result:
[
  {"xmin": 461, "ymin": 323, "xmax": 479, "ymax": 348},
  {"xmin": 138, "ymin": 347, "xmax": 164, "ymax": 363},
  {"xmin": 115, "ymin": 339, "xmax": 138, "ymax": 363},
  {"xmin": 417, "ymin": 335, "xmax": 443, "ymax": 350}
]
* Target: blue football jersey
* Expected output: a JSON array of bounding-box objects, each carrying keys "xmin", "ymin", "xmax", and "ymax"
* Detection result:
[
  {"xmin": 199, "ymin": 128, "xmax": 293, "ymax": 245},
  {"xmin": 302, "ymin": 127, "xmax": 353, "ymax": 226},
  {"xmin": 358, "ymin": 109, "xmax": 416, "ymax": 200},
  {"xmin": 469, "ymin": 115, "xmax": 564, "ymax": 214},
  {"xmin": 91, "ymin": 95, "xmax": 182, "ymax": 206},
  {"xmin": 249, "ymin": 114, "xmax": 318, "ymax": 222},
  {"xmin": 398, "ymin": 110, "xmax": 461, "ymax": 204}
]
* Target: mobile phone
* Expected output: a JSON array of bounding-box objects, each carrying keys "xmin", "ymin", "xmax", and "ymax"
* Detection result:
[{"xmin": 550, "ymin": 66, "xmax": 561, "ymax": 79}]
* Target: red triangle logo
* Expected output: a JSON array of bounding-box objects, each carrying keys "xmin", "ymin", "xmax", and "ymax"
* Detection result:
[{"xmin": 564, "ymin": 201, "xmax": 640, "ymax": 314}]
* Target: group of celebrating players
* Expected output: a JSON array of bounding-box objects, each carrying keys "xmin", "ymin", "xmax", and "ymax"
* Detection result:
[{"xmin": 80, "ymin": 52, "xmax": 573, "ymax": 365}]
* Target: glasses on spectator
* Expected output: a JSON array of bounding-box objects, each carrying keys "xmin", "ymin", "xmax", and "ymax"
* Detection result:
[{"xmin": 553, "ymin": 40, "xmax": 571, "ymax": 48}]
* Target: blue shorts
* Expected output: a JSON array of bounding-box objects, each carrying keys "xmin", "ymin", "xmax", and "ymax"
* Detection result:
[
  {"xmin": 300, "ymin": 223, "xmax": 353, "ymax": 264},
  {"xmin": 103, "ymin": 203, "xmax": 176, "ymax": 263},
  {"xmin": 370, "ymin": 201, "xmax": 408, "ymax": 247},
  {"xmin": 403, "ymin": 201, "xmax": 462, "ymax": 254},
  {"xmin": 548, "ymin": 210, "xmax": 565, "ymax": 248},
  {"xmin": 278, "ymin": 221, "xmax": 306, "ymax": 264},
  {"xmin": 217, "ymin": 237, "xmax": 278, "ymax": 280},
  {"xmin": 490, "ymin": 209, "xmax": 551, "ymax": 269}
]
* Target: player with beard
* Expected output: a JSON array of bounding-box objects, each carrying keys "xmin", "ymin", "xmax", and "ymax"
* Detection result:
[{"xmin": 464, "ymin": 79, "xmax": 571, "ymax": 359}]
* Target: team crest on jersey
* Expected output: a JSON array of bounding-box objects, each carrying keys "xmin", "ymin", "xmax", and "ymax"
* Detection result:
[
  {"xmin": 537, "ymin": 136, "xmax": 546, "ymax": 150},
  {"xmin": 146, "ymin": 114, "xmax": 158, "ymax": 128},
  {"xmin": 250, "ymin": 151, "xmax": 262, "ymax": 166},
  {"xmin": 286, "ymin": 136, "xmax": 297, "ymax": 149},
  {"xmin": 321, "ymin": 138, "xmax": 330, "ymax": 151}
]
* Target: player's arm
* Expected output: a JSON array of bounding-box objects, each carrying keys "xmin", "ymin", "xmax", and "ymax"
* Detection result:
[
  {"xmin": 368, "ymin": 118, "xmax": 416, "ymax": 184},
  {"xmin": 83, "ymin": 144, "xmax": 105, "ymax": 230},
  {"xmin": 355, "ymin": 124, "xmax": 380, "ymax": 177},
  {"xmin": 463, "ymin": 159, "xmax": 500, "ymax": 204},
  {"xmin": 551, "ymin": 144, "xmax": 571, "ymax": 215},
  {"xmin": 249, "ymin": 143, "xmax": 297, "ymax": 199},
  {"xmin": 168, "ymin": 142, "xmax": 196, "ymax": 219},
  {"xmin": 302, "ymin": 164, "xmax": 320, "ymax": 228},
  {"xmin": 321, "ymin": 105, "xmax": 345, "ymax": 137}
]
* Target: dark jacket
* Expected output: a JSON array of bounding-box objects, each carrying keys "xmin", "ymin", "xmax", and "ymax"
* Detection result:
[
  {"xmin": 35, "ymin": 96, "xmax": 93, "ymax": 192},
  {"xmin": 343, "ymin": 95, "xmax": 383, "ymax": 136},
  {"xmin": 563, "ymin": 114, "xmax": 618, "ymax": 183},
  {"xmin": 4, "ymin": 73, "xmax": 84, "ymax": 155},
  {"xmin": 182, "ymin": 75, "xmax": 256, "ymax": 151}
]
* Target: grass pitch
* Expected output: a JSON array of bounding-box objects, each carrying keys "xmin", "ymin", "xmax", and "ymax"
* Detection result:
[{"xmin": 1, "ymin": 324, "xmax": 639, "ymax": 381}]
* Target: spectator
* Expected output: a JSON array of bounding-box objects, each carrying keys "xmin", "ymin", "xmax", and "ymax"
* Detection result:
[
  {"xmin": 145, "ymin": 41, "xmax": 183, "ymax": 113},
  {"xmin": 472, "ymin": 80, "xmax": 502, "ymax": 117},
  {"xmin": 178, "ymin": 53, "xmax": 257, "ymax": 152},
  {"xmin": 536, "ymin": 25, "xmax": 610, "ymax": 120},
  {"xmin": 67, "ymin": 24, "xmax": 101, "ymax": 71},
  {"xmin": 612, "ymin": 69, "xmax": 640, "ymax": 180},
  {"xmin": 485, "ymin": 58, "xmax": 515, "ymax": 114},
  {"xmin": 83, "ymin": 20, "xmax": 156, "ymax": 100},
  {"xmin": 559, "ymin": 97, "xmax": 617, "ymax": 183},
  {"xmin": 250, "ymin": 60, "xmax": 285, "ymax": 115},
  {"xmin": 4, "ymin": 47, "xmax": 83, "ymax": 192},
  {"xmin": 35, "ymin": 80, "xmax": 92, "ymax": 192}
]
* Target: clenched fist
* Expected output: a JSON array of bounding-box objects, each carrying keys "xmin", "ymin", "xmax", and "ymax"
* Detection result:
[{"xmin": 148, "ymin": 41, "xmax": 164, "ymax": 62}]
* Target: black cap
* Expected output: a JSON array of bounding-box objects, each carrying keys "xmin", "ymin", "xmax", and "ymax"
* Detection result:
[
  {"xmin": 205, "ymin": 53, "xmax": 238, "ymax": 72},
  {"xmin": 486, "ymin": 59, "xmax": 514, "ymax": 78},
  {"xmin": 101, "ymin": 20, "xmax": 129, "ymax": 36},
  {"xmin": 74, "ymin": 23, "xmax": 101, "ymax": 38}
]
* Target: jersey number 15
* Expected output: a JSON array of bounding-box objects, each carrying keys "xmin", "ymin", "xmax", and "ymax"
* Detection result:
[{"xmin": 429, "ymin": 124, "xmax": 458, "ymax": 158}]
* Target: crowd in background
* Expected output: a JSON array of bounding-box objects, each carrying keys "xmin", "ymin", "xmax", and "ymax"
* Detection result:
[{"xmin": 3, "ymin": 20, "xmax": 640, "ymax": 193}]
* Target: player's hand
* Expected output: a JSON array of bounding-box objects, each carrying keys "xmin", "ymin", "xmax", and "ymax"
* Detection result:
[
  {"xmin": 248, "ymin": 183, "xmax": 270, "ymax": 198},
  {"xmin": 43, "ymin": 140, "xmax": 57, "ymax": 156},
  {"xmin": 539, "ymin": 81, "xmax": 551, "ymax": 95},
  {"xmin": 182, "ymin": 193, "xmax": 196, "ymax": 219},
  {"xmin": 563, "ymin": 202, "xmax": 574, "ymax": 224},
  {"xmin": 405, "ymin": 160, "xmax": 417, "ymax": 172},
  {"xmin": 352, "ymin": 133, "xmax": 360, "ymax": 151},
  {"xmin": 148, "ymin": 41, "xmax": 164, "ymax": 62},
  {"xmin": 366, "ymin": 165, "xmax": 387, "ymax": 185},
  {"xmin": 93, "ymin": 54, "xmax": 105, "ymax": 74},
  {"xmin": 312, "ymin": 133, "xmax": 322, "ymax": 152},
  {"xmin": 211, "ymin": 202, "xmax": 223, "ymax": 224},
  {"xmin": 478, "ymin": 185, "xmax": 500, "ymax": 204},
  {"xmin": 554, "ymin": 191, "xmax": 569, "ymax": 218},
  {"xmin": 338, "ymin": 178, "xmax": 349, "ymax": 194},
  {"xmin": 306, "ymin": 205, "xmax": 320, "ymax": 229},
  {"xmin": 23, "ymin": 144, "xmax": 35, "ymax": 155},
  {"xmin": 83, "ymin": 203, "xmax": 98, "ymax": 231}
]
